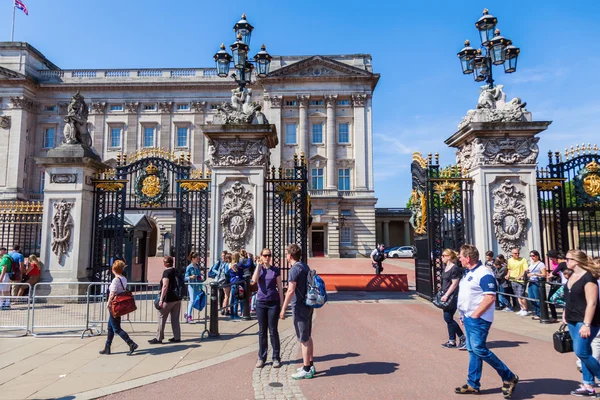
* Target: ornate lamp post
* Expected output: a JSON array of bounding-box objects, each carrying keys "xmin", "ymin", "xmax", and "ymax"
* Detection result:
[
  {"xmin": 213, "ymin": 14, "xmax": 273, "ymax": 90},
  {"xmin": 336, "ymin": 213, "xmax": 346, "ymax": 231},
  {"xmin": 457, "ymin": 9, "xmax": 520, "ymax": 88}
]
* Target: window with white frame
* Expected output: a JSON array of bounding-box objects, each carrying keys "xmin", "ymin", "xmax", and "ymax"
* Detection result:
[
  {"xmin": 311, "ymin": 168, "xmax": 324, "ymax": 190},
  {"xmin": 177, "ymin": 104, "xmax": 190, "ymax": 110},
  {"xmin": 312, "ymin": 209, "xmax": 324, "ymax": 215},
  {"xmin": 44, "ymin": 105, "xmax": 56, "ymax": 112},
  {"xmin": 110, "ymin": 104, "xmax": 123, "ymax": 111},
  {"xmin": 143, "ymin": 127, "xmax": 155, "ymax": 147},
  {"xmin": 338, "ymin": 168, "xmax": 351, "ymax": 190},
  {"xmin": 43, "ymin": 127, "xmax": 55, "ymax": 148},
  {"xmin": 310, "ymin": 100, "xmax": 323, "ymax": 106},
  {"xmin": 177, "ymin": 127, "xmax": 188, "ymax": 147},
  {"xmin": 340, "ymin": 226, "xmax": 352, "ymax": 245},
  {"xmin": 110, "ymin": 127, "xmax": 122, "ymax": 148},
  {"xmin": 144, "ymin": 104, "xmax": 156, "ymax": 111},
  {"xmin": 338, "ymin": 123, "xmax": 350, "ymax": 143},
  {"xmin": 285, "ymin": 123, "xmax": 297, "ymax": 145},
  {"xmin": 285, "ymin": 100, "xmax": 297, "ymax": 106},
  {"xmin": 312, "ymin": 123, "xmax": 323, "ymax": 144},
  {"xmin": 39, "ymin": 171, "xmax": 45, "ymax": 194},
  {"xmin": 337, "ymin": 99, "xmax": 350, "ymax": 106}
]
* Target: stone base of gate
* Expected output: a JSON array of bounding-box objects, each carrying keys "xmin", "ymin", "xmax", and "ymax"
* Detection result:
[{"xmin": 320, "ymin": 274, "xmax": 408, "ymax": 292}]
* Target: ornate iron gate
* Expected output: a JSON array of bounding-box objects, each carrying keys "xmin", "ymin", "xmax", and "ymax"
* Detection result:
[
  {"xmin": 91, "ymin": 149, "xmax": 210, "ymax": 282},
  {"xmin": 410, "ymin": 152, "xmax": 473, "ymax": 299},
  {"xmin": 264, "ymin": 154, "xmax": 309, "ymax": 284},
  {"xmin": 537, "ymin": 144, "xmax": 600, "ymax": 258},
  {"xmin": 0, "ymin": 201, "xmax": 43, "ymax": 256}
]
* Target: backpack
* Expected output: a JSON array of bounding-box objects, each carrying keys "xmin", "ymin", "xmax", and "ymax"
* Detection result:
[
  {"xmin": 192, "ymin": 290, "xmax": 206, "ymax": 311},
  {"xmin": 2, "ymin": 255, "xmax": 15, "ymax": 280},
  {"xmin": 305, "ymin": 265, "xmax": 327, "ymax": 308},
  {"xmin": 10, "ymin": 256, "xmax": 21, "ymax": 281},
  {"xmin": 170, "ymin": 271, "xmax": 186, "ymax": 301}
]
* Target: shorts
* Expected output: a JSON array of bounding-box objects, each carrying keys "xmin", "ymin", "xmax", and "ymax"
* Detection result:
[
  {"xmin": 293, "ymin": 307, "xmax": 314, "ymax": 343},
  {"xmin": 0, "ymin": 274, "xmax": 10, "ymax": 292},
  {"xmin": 511, "ymin": 281, "xmax": 525, "ymax": 297}
]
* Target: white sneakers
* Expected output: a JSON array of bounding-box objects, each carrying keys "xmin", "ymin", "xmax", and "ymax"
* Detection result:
[{"xmin": 516, "ymin": 310, "xmax": 531, "ymax": 316}]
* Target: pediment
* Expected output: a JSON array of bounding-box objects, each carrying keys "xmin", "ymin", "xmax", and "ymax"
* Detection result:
[
  {"xmin": 309, "ymin": 111, "xmax": 327, "ymax": 118},
  {"xmin": 267, "ymin": 56, "xmax": 372, "ymax": 79},
  {"xmin": 0, "ymin": 66, "xmax": 26, "ymax": 80}
]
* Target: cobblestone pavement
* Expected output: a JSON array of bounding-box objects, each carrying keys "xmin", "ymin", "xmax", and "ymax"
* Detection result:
[{"xmin": 252, "ymin": 329, "xmax": 305, "ymax": 400}]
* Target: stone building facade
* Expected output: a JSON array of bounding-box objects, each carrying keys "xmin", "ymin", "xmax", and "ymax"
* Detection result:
[{"xmin": 0, "ymin": 42, "xmax": 379, "ymax": 258}]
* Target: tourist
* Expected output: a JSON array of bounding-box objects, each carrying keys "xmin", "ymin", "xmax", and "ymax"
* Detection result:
[
  {"xmin": 440, "ymin": 249, "xmax": 466, "ymax": 350},
  {"xmin": 494, "ymin": 259, "xmax": 512, "ymax": 311},
  {"xmin": 99, "ymin": 260, "xmax": 138, "ymax": 355},
  {"xmin": 9, "ymin": 245, "xmax": 24, "ymax": 296},
  {"xmin": 216, "ymin": 253, "xmax": 232, "ymax": 316},
  {"xmin": 485, "ymin": 251, "xmax": 495, "ymax": 271},
  {"xmin": 507, "ymin": 248, "xmax": 529, "ymax": 316},
  {"xmin": 547, "ymin": 250, "xmax": 567, "ymax": 322},
  {"xmin": 148, "ymin": 256, "xmax": 182, "ymax": 344},
  {"xmin": 229, "ymin": 251, "xmax": 243, "ymax": 319},
  {"xmin": 18, "ymin": 255, "xmax": 41, "ymax": 297},
  {"xmin": 281, "ymin": 244, "xmax": 316, "ymax": 380},
  {"xmin": 527, "ymin": 250, "xmax": 546, "ymax": 320},
  {"xmin": 184, "ymin": 251, "xmax": 202, "ymax": 323},
  {"xmin": 0, "ymin": 247, "xmax": 12, "ymax": 309},
  {"xmin": 253, "ymin": 248, "xmax": 283, "ymax": 368},
  {"xmin": 455, "ymin": 244, "xmax": 519, "ymax": 398},
  {"xmin": 370, "ymin": 244, "xmax": 385, "ymax": 274}
]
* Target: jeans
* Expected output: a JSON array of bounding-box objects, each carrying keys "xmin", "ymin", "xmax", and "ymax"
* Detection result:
[
  {"xmin": 527, "ymin": 282, "xmax": 540, "ymax": 317},
  {"xmin": 496, "ymin": 285, "xmax": 511, "ymax": 309},
  {"xmin": 106, "ymin": 312, "xmax": 133, "ymax": 346},
  {"xmin": 256, "ymin": 300, "xmax": 281, "ymax": 361},
  {"xmin": 547, "ymin": 284, "xmax": 560, "ymax": 319},
  {"xmin": 443, "ymin": 303, "xmax": 464, "ymax": 341},
  {"xmin": 569, "ymin": 322, "xmax": 600, "ymax": 385},
  {"xmin": 230, "ymin": 284, "xmax": 244, "ymax": 317},
  {"xmin": 463, "ymin": 317, "xmax": 515, "ymax": 389}
]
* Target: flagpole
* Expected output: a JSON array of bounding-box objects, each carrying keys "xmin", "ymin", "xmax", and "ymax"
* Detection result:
[{"xmin": 11, "ymin": 5, "xmax": 16, "ymax": 41}]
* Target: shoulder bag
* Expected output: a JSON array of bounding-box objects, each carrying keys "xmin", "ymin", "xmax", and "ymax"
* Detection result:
[
  {"xmin": 432, "ymin": 290, "xmax": 457, "ymax": 310},
  {"xmin": 553, "ymin": 323, "xmax": 573, "ymax": 353},
  {"xmin": 110, "ymin": 279, "xmax": 137, "ymax": 318}
]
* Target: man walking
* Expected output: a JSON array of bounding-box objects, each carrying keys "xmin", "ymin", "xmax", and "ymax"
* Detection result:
[
  {"xmin": 9, "ymin": 245, "xmax": 24, "ymax": 296},
  {"xmin": 280, "ymin": 244, "xmax": 315, "ymax": 379},
  {"xmin": 455, "ymin": 244, "xmax": 518, "ymax": 398},
  {"xmin": 370, "ymin": 244, "xmax": 385, "ymax": 275},
  {"xmin": 0, "ymin": 248, "xmax": 12, "ymax": 309}
]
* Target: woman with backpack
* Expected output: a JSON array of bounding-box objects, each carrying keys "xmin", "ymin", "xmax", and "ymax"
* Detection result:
[
  {"xmin": 440, "ymin": 249, "xmax": 466, "ymax": 349},
  {"xmin": 217, "ymin": 253, "xmax": 232, "ymax": 316},
  {"xmin": 184, "ymin": 252, "xmax": 202, "ymax": 323},
  {"xmin": 148, "ymin": 256, "xmax": 182, "ymax": 344},
  {"xmin": 252, "ymin": 248, "xmax": 283, "ymax": 368},
  {"xmin": 99, "ymin": 260, "xmax": 138, "ymax": 356},
  {"xmin": 229, "ymin": 251, "xmax": 244, "ymax": 319}
]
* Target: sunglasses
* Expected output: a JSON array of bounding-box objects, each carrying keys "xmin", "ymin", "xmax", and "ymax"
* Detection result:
[{"xmin": 262, "ymin": 254, "xmax": 272, "ymax": 257}]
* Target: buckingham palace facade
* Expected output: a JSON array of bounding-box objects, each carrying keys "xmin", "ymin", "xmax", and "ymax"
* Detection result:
[{"xmin": 0, "ymin": 42, "xmax": 379, "ymax": 258}]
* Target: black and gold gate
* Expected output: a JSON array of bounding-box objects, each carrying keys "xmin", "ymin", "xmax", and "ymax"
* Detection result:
[
  {"xmin": 537, "ymin": 144, "xmax": 600, "ymax": 258},
  {"xmin": 264, "ymin": 154, "xmax": 309, "ymax": 284},
  {"xmin": 410, "ymin": 152, "xmax": 473, "ymax": 299},
  {"xmin": 91, "ymin": 149, "xmax": 210, "ymax": 283}
]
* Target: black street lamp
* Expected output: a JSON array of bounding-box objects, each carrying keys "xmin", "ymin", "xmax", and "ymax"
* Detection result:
[
  {"xmin": 336, "ymin": 214, "xmax": 346, "ymax": 230},
  {"xmin": 457, "ymin": 9, "xmax": 520, "ymax": 88},
  {"xmin": 213, "ymin": 14, "xmax": 273, "ymax": 90}
]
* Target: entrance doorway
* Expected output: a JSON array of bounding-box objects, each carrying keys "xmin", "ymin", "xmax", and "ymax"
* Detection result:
[{"xmin": 312, "ymin": 231, "xmax": 325, "ymax": 257}]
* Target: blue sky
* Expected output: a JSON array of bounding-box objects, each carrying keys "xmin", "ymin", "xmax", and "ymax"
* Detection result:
[{"xmin": 4, "ymin": 0, "xmax": 600, "ymax": 207}]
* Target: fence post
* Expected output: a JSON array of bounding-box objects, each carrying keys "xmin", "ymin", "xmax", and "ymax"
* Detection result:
[
  {"xmin": 242, "ymin": 274, "xmax": 251, "ymax": 321},
  {"xmin": 209, "ymin": 282, "xmax": 220, "ymax": 337},
  {"xmin": 538, "ymin": 277, "xmax": 551, "ymax": 324}
]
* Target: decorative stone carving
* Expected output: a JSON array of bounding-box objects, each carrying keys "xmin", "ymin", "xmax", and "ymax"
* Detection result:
[
  {"xmin": 458, "ymin": 85, "xmax": 530, "ymax": 129},
  {"xmin": 159, "ymin": 101, "xmax": 173, "ymax": 113},
  {"xmin": 191, "ymin": 101, "xmax": 206, "ymax": 113},
  {"xmin": 297, "ymin": 95, "xmax": 310, "ymax": 107},
  {"xmin": 207, "ymin": 138, "xmax": 269, "ymax": 167},
  {"xmin": 10, "ymin": 96, "xmax": 38, "ymax": 112},
  {"xmin": 266, "ymin": 56, "xmax": 371, "ymax": 78},
  {"xmin": 336, "ymin": 159, "xmax": 355, "ymax": 169},
  {"xmin": 63, "ymin": 91, "xmax": 93, "ymax": 147},
  {"xmin": 51, "ymin": 200, "xmax": 74, "ymax": 261},
  {"xmin": 351, "ymin": 94, "xmax": 367, "ymax": 107},
  {"xmin": 0, "ymin": 115, "xmax": 10, "ymax": 129},
  {"xmin": 91, "ymin": 102, "xmax": 107, "ymax": 114},
  {"xmin": 50, "ymin": 174, "xmax": 77, "ymax": 184},
  {"xmin": 457, "ymin": 137, "xmax": 539, "ymax": 169},
  {"xmin": 266, "ymin": 96, "xmax": 282, "ymax": 108},
  {"xmin": 220, "ymin": 181, "xmax": 254, "ymax": 251},
  {"xmin": 134, "ymin": 163, "xmax": 169, "ymax": 207},
  {"xmin": 298, "ymin": 67, "xmax": 341, "ymax": 77},
  {"xmin": 214, "ymin": 88, "xmax": 269, "ymax": 125},
  {"xmin": 325, "ymin": 95, "xmax": 338, "ymax": 107},
  {"xmin": 492, "ymin": 180, "xmax": 528, "ymax": 253},
  {"xmin": 125, "ymin": 102, "xmax": 139, "ymax": 113},
  {"xmin": 58, "ymin": 103, "xmax": 69, "ymax": 115}
]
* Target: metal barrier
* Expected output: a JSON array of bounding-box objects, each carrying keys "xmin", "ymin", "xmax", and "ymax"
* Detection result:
[
  {"xmin": 0, "ymin": 283, "xmax": 31, "ymax": 337},
  {"xmin": 31, "ymin": 282, "xmax": 100, "ymax": 337},
  {"xmin": 496, "ymin": 277, "xmax": 558, "ymax": 323}
]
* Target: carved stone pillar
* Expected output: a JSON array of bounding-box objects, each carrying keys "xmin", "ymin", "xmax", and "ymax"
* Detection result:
[
  {"xmin": 352, "ymin": 94, "xmax": 367, "ymax": 190},
  {"xmin": 297, "ymin": 95, "xmax": 310, "ymax": 159},
  {"xmin": 125, "ymin": 102, "xmax": 139, "ymax": 152},
  {"xmin": 383, "ymin": 220, "xmax": 390, "ymax": 246},
  {"xmin": 90, "ymin": 102, "xmax": 106, "ymax": 157},
  {"xmin": 191, "ymin": 101, "xmax": 206, "ymax": 168},
  {"xmin": 325, "ymin": 95, "xmax": 337, "ymax": 189},
  {"xmin": 265, "ymin": 96, "xmax": 282, "ymax": 167},
  {"xmin": 403, "ymin": 221, "xmax": 411, "ymax": 246},
  {"xmin": 159, "ymin": 101, "xmax": 173, "ymax": 148}
]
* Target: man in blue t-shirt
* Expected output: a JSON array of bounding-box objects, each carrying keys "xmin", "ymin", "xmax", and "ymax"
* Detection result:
[
  {"xmin": 455, "ymin": 244, "xmax": 519, "ymax": 398},
  {"xmin": 280, "ymin": 243, "xmax": 315, "ymax": 380},
  {"xmin": 9, "ymin": 245, "xmax": 25, "ymax": 296}
]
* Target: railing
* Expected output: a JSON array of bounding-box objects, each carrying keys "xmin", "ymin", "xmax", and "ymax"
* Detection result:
[
  {"xmin": 309, "ymin": 189, "xmax": 375, "ymax": 198},
  {"xmin": 0, "ymin": 283, "xmax": 31, "ymax": 337},
  {"xmin": 37, "ymin": 68, "xmax": 241, "ymax": 82}
]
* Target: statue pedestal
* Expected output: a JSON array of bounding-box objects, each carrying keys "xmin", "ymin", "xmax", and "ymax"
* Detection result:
[
  {"xmin": 201, "ymin": 124, "xmax": 278, "ymax": 261},
  {"xmin": 35, "ymin": 145, "xmax": 105, "ymax": 285},
  {"xmin": 445, "ymin": 121, "xmax": 551, "ymax": 256}
]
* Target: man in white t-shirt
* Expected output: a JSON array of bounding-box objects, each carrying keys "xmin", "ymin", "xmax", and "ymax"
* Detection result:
[
  {"xmin": 455, "ymin": 244, "xmax": 519, "ymax": 399},
  {"xmin": 370, "ymin": 244, "xmax": 385, "ymax": 275}
]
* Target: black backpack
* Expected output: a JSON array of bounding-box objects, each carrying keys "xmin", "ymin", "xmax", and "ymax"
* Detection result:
[{"xmin": 170, "ymin": 271, "xmax": 186, "ymax": 300}]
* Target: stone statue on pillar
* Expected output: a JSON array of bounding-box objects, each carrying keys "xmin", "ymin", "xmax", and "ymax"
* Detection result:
[
  {"xmin": 458, "ymin": 85, "xmax": 531, "ymax": 130},
  {"xmin": 63, "ymin": 91, "xmax": 93, "ymax": 147},
  {"xmin": 214, "ymin": 87, "xmax": 269, "ymax": 125}
]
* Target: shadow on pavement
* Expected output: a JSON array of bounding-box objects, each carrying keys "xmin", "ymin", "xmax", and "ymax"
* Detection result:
[
  {"xmin": 487, "ymin": 340, "xmax": 528, "ymax": 349},
  {"xmin": 478, "ymin": 377, "xmax": 581, "ymax": 399},
  {"xmin": 289, "ymin": 352, "xmax": 361, "ymax": 365},
  {"xmin": 318, "ymin": 361, "xmax": 399, "ymax": 377},
  {"xmin": 129, "ymin": 343, "xmax": 200, "ymax": 356},
  {"xmin": 327, "ymin": 291, "xmax": 417, "ymax": 302}
]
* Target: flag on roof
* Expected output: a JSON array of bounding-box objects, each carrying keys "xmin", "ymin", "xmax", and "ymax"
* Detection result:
[{"xmin": 15, "ymin": 0, "xmax": 29, "ymax": 15}]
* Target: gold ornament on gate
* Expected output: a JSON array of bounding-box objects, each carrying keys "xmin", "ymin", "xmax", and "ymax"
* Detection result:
[
  {"xmin": 583, "ymin": 161, "xmax": 600, "ymax": 197},
  {"xmin": 141, "ymin": 163, "xmax": 161, "ymax": 198}
]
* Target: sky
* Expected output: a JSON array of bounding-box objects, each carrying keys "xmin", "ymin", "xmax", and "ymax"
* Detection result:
[{"xmin": 3, "ymin": 0, "xmax": 600, "ymax": 208}]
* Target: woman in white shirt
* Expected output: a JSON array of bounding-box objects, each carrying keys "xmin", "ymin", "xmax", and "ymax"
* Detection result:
[
  {"xmin": 527, "ymin": 250, "xmax": 546, "ymax": 321},
  {"xmin": 99, "ymin": 260, "xmax": 138, "ymax": 356}
]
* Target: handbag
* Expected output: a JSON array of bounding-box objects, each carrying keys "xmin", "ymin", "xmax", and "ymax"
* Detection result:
[
  {"xmin": 110, "ymin": 279, "xmax": 137, "ymax": 318},
  {"xmin": 553, "ymin": 323, "xmax": 573, "ymax": 353},
  {"xmin": 193, "ymin": 290, "xmax": 206, "ymax": 311},
  {"xmin": 432, "ymin": 290, "xmax": 456, "ymax": 310},
  {"xmin": 154, "ymin": 294, "xmax": 162, "ymax": 310}
]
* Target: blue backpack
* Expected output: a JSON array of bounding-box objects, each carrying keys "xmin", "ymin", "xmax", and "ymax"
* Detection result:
[
  {"xmin": 193, "ymin": 290, "xmax": 206, "ymax": 311},
  {"xmin": 305, "ymin": 266, "xmax": 327, "ymax": 308}
]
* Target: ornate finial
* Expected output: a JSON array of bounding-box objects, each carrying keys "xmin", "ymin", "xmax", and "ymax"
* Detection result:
[
  {"xmin": 145, "ymin": 163, "xmax": 158, "ymax": 175},
  {"xmin": 483, "ymin": 8, "xmax": 489, "ymax": 14},
  {"xmin": 594, "ymin": 144, "xmax": 599, "ymax": 155},
  {"xmin": 242, "ymin": 13, "xmax": 246, "ymax": 19},
  {"xmin": 464, "ymin": 39, "xmax": 470, "ymax": 46},
  {"xmin": 495, "ymin": 29, "xmax": 500, "ymax": 35},
  {"xmin": 300, "ymin": 152, "xmax": 306, "ymax": 166},
  {"xmin": 237, "ymin": 33, "xmax": 242, "ymax": 40},
  {"xmin": 220, "ymin": 43, "xmax": 226, "ymax": 50},
  {"xmin": 261, "ymin": 44, "xmax": 266, "ymax": 51},
  {"xmin": 587, "ymin": 161, "xmax": 599, "ymax": 174},
  {"xmin": 427, "ymin": 153, "xmax": 432, "ymax": 165},
  {"xmin": 476, "ymin": 48, "xmax": 482, "ymax": 55}
]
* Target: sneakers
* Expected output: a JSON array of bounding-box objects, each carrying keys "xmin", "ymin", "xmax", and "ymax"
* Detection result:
[
  {"xmin": 516, "ymin": 310, "xmax": 530, "ymax": 316},
  {"xmin": 168, "ymin": 338, "xmax": 181, "ymax": 343},
  {"xmin": 503, "ymin": 307, "xmax": 513, "ymax": 313},
  {"xmin": 441, "ymin": 341, "xmax": 457, "ymax": 348},
  {"xmin": 184, "ymin": 314, "xmax": 193, "ymax": 323},
  {"xmin": 570, "ymin": 385, "xmax": 596, "ymax": 397},
  {"xmin": 502, "ymin": 374, "xmax": 519, "ymax": 399},
  {"xmin": 128, "ymin": 342, "xmax": 138, "ymax": 356},
  {"xmin": 255, "ymin": 359, "xmax": 265, "ymax": 368},
  {"xmin": 296, "ymin": 365, "xmax": 316, "ymax": 375},
  {"xmin": 458, "ymin": 336, "xmax": 467, "ymax": 350},
  {"xmin": 272, "ymin": 360, "xmax": 281, "ymax": 369},
  {"xmin": 454, "ymin": 384, "xmax": 480, "ymax": 394},
  {"xmin": 147, "ymin": 338, "xmax": 162, "ymax": 345},
  {"xmin": 292, "ymin": 367, "xmax": 314, "ymax": 380}
]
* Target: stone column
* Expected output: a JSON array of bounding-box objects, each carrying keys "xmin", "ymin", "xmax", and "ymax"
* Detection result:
[
  {"xmin": 159, "ymin": 101, "xmax": 173, "ymax": 148},
  {"xmin": 383, "ymin": 220, "xmax": 390, "ymax": 246},
  {"xmin": 297, "ymin": 95, "xmax": 310, "ymax": 159},
  {"xmin": 91, "ymin": 102, "xmax": 107, "ymax": 157},
  {"xmin": 352, "ymin": 94, "xmax": 367, "ymax": 190},
  {"xmin": 325, "ymin": 95, "xmax": 337, "ymax": 189},
  {"xmin": 191, "ymin": 101, "xmax": 206, "ymax": 168},
  {"xmin": 125, "ymin": 102, "xmax": 139, "ymax": 152},
  {"xmin": 403, "ymin": 221, "xmax": 411, "ymax": 245},
  {"xmin": 265, "ymin": 96, "xmax": 282, "ymax": 167}
]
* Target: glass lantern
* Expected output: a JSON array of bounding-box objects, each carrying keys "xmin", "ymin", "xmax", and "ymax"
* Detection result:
[
  {"xmin": 489, "ymin": 30, "xmax": 510, "ymax": 65},
  {"xmin": 213, "ymin": 43, "xmax": 232, "ymax": 78},
  {"xmin": 504, "ymin": 45, "xmax": 520, "ymax": 73},
  {"xmin": 473, "ymin": 51, "xmax": 488, "ymax": 82},
  {"xmin": 254, "ymin": 44, "xmax": 273, "ymax": 77},
  {"xmin": 457, "ymin": 40, "xmax": 477, "ymax": 74},
  {"xmin": 233, "ymin": 14, "xmax": 254, "ymax": 46},
  {"xmin": 475, "ymin": 9, "xmax": 498, "ymax": 46},
  {"xmin": 230, "ymin": 34, "xmax": 249, "ymax": 69}
]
